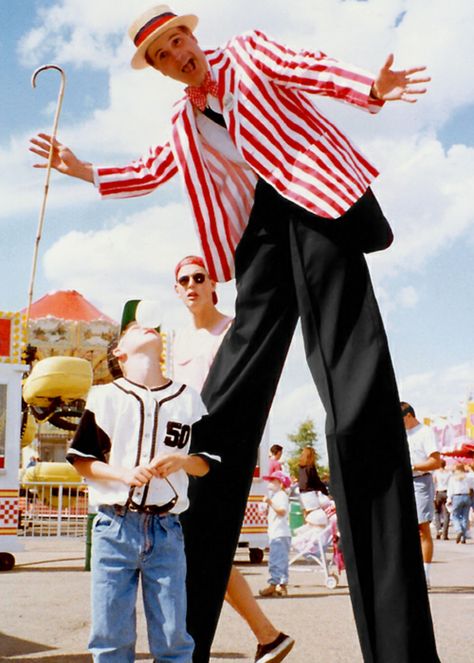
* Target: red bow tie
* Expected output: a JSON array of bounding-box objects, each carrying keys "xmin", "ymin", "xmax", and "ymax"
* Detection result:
[{"xmin": 185, "ymin": 72, "xmax": 219, "ymax": 112}]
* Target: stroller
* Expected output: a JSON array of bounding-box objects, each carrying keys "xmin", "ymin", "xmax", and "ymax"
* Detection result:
[{"xmin": 289, "ymin": 495, "xmax": 345, "ymax": 589}]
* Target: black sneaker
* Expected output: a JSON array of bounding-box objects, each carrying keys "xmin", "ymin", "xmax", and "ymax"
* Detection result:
[{"xmin": 255, "ymin": 632, "xmax": 295, "ymax": 662}]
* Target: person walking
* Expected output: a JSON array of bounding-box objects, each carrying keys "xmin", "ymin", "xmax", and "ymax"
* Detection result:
[
  {"xmin": 401, "ymin": 402, "xmax": 442, "ymax": 588},
  {"xmin": 30, "ymin": 6, "xmax": 438, "ymax": 661},
  {"xmin": 447, "ymin": 463, "xmax": 472, "ymax": 544},
  {"xmin": 433, "ymin": 460, "xmax": 451, "ymax": 540}
]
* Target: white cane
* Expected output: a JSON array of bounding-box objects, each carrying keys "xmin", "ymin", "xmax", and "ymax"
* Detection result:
[{"xmin": 26, "ymin": 64, "xmax": 66, "ymax": 325}]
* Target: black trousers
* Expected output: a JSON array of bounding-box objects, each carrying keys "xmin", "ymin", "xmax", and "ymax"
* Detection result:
[{"xmin": 181, "ymin": 181, "xmax": 440, "ymax": 663}]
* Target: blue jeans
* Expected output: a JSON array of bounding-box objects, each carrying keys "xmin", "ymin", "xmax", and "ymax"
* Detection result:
[
  {"xmin": 268, "ymin": 536, "xmax": 291, "ymax": 585},
  {"xmin": 89, "ymin": 506, "xmax": 194, "ymax": 662},
  {"xmin": 451, "ymin": 494, "xmax": 471, "ymax": 539}
]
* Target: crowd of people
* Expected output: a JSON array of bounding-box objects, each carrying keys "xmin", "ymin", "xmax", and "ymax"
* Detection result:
[{"xmin": 433, "ymin": 461, "xmax": 474, "ymax": 544}]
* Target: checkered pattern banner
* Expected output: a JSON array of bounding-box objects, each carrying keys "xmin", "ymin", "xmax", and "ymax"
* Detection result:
[
  {"xmin": 242, "ymin": 496, "xmax": 268, "ymax": 533},
  {"xmin": 0, "ymin": 491, "xmax": 19, "ymax": 533}
]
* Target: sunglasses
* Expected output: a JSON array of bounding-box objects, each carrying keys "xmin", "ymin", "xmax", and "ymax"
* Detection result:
[{"xmin": 177, "ymin": 272, "xmax": 207, "ymax": 287}]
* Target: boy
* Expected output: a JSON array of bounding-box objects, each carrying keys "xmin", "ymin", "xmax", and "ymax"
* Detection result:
[
  {"xmin": 259, "ymin": 471, "xmax": 292, "ymax": 598},
  {"xmin": 67, "ymin": 300, "xmax": 219, "ymax": 662}
]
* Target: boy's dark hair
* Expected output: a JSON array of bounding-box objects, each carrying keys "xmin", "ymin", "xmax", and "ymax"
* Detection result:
[
  {"xmin": 270, "ymin": 444, "xmax": 283, "ymax": 455},
  {"xmin": 107, "ymin": 337, "xmax": 123, "ymax": 379},
  {"xmin": 400, "ymin": 401, "xmax": 416, "ymax": 418}
]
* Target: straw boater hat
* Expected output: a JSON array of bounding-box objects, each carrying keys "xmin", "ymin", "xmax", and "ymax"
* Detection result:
[{"xmin": 128, "ymin": 4, "xmax": 198, "ymax": 69}]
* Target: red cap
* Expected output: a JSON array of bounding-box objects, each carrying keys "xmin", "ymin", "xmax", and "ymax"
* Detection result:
[{"xmin": 174, "ymin": 255, "xmax": 218, "ymax": 305}]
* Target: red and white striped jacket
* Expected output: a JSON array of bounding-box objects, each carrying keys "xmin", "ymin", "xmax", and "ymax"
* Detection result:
[{"xmin": 96, "ymin": 30, "xmax": 384, "ymax": 282}]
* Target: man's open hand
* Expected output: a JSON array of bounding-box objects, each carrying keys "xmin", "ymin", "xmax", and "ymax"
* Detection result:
[{"xmin": 372, "ymin": 54, "xmax": 430, "ymax": 103}]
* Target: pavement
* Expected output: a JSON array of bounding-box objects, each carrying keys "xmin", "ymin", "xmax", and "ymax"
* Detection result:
[{"xmin": 0, "ymin": 535, "xmax": 473, "ymax": 662}]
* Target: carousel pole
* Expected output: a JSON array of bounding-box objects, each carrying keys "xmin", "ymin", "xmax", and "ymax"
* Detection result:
[{"xmin": 26, "ymin": 65, "xmax": 66, "ymax": 325}]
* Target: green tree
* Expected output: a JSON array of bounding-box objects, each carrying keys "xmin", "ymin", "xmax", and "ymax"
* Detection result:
[{"xmin": 286, "ymin": 417, "xmax": 329, "ymax": 481}]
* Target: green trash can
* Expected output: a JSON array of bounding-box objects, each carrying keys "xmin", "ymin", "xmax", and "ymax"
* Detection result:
[{"xmin": 289, "ymin": 499, "xmax": 304, "ymax": 535}]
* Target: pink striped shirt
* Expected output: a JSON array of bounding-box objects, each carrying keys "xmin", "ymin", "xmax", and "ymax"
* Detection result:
[{"xmin": 95, "ymin": 30, "xmax": 384, "ymax": 282}]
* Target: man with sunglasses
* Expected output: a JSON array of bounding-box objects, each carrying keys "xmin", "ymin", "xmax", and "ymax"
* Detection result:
[
  {"xmin": 173, "ymin": 256, "xmax": 233, "ymax": 392},
  {"xmin": 67, "ymin": 300, "xmax": 220, "ymax": 662},
  {"xmin": 31, "ymin": 5, "xmax": 438, "ymax": 662},
  {"xmin": 173, "ymin": 255, "xmax": 294, "ymax": 662}
]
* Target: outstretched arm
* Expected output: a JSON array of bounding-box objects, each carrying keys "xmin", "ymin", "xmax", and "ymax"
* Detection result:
[
  {"xmin": 30, "ymin": 132, "xmax": 179, "ymax": 200},
  {"xmin": 371, "ymin": 54, "xmax": 430, "ymax": 103},
  {"xmin": 29, "ymin": 133, "xmax": 94, "ymax": 182}
]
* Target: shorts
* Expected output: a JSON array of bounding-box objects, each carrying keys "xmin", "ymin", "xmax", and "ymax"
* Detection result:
[{"xmin": 413, "ymin": 474, "xmax": 435, "ymax": 524}]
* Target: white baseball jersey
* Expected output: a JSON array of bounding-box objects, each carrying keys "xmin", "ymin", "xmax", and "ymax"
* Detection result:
[{"xmin": 67, "ymin": 377, "xmax": 219, "ymax": 512}]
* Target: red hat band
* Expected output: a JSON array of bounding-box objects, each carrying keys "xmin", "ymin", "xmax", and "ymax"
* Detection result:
[{"xmin": 133, "ymin": 12, "xmax": 177, "ymax": 47}]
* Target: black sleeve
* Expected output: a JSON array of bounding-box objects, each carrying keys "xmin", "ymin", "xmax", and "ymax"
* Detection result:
[
  {"xmin": 298, "ymin": 466, "xmax": 310, "ymax": 491},
  {"xmin": 66, "ymin": 409, "xmax": 111, "ymax": 465},
  {"xmin": 308, "ymin": 465, "xmax": 329, "ymax": 495},
  {"xmin": 298, "ymin": 465, "xmax": 329, "ymax": 495},
  {"xmin": 189, "ymin": 415, "xmax": 221, "ymax": 457}
]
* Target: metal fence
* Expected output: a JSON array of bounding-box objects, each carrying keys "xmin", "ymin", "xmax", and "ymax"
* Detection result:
[{"xmin": 18, "ymin": 482, "xmax": 89, "ymax": 537}]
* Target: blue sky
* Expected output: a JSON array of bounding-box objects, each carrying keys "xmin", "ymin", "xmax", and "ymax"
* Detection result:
[{"xmin": 1, "ymin": 0, "xmax": 473, "ymax": 456}]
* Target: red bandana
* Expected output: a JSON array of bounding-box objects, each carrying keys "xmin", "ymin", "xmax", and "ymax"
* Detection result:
[{"xmin": 185, "ymin": 71, "xmax": 219, "ymax": 112}]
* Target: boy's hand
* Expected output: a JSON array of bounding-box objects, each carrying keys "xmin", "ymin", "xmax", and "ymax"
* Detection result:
[
  {"xmin": 149, "ymin": 453, "xmax": 210, "ymax": 478},
  {"xmin": 149, "ymin": 453, "xmax": 186, "ymax": 478},
  {"xmin": 120, "ymin": 465, "xmax": 154, "ymax": 487}
]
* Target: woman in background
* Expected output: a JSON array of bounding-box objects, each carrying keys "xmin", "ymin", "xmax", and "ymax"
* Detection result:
[{"xmin": 298, "ymin": 446, "xmax": 328, "ymax": 514}]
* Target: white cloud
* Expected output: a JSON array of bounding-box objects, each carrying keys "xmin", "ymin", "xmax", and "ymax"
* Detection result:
[
  {"xmin": 397, "ymin": 286, "xmax": 418, "ymax": 309},
  {"xmin": 17, "ymin": 0, "xmax": 149, "ymax": 69},
  {"xmin": 68, "ymin": 68, "xmax": 180, "ymax": 155},
  {"xmin": 367, "ymin": 138, "xmax": 474, "ymax": 280},
  {"xmin": 42, "ymin": 201, "xmax": 237, "ymax": 324},
  {"xmin": 399, "ymin": 361, "xmax": 474, "ymax": 421},
  {"xmin": 0, "ymin": 135, "xmax": 99, "ymax": 221},
  {"xmin": 42, "ymin": 202, "xmax": 200, "ymax": 318}
]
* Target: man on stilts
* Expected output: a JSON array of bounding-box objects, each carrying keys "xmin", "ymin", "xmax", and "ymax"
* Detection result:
[{"xmin": 30, "ymin": 5, "xmax": 439, "ymax": 661}]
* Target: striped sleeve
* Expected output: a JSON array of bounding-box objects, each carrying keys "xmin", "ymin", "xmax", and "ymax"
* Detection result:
[
  {"xmin": 94, "ymin": 141, "xmax": 179, "ymax": 200},
  {"xmin": 236, "ymin": 30, "xmax": 384, "ymax": 113}
]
